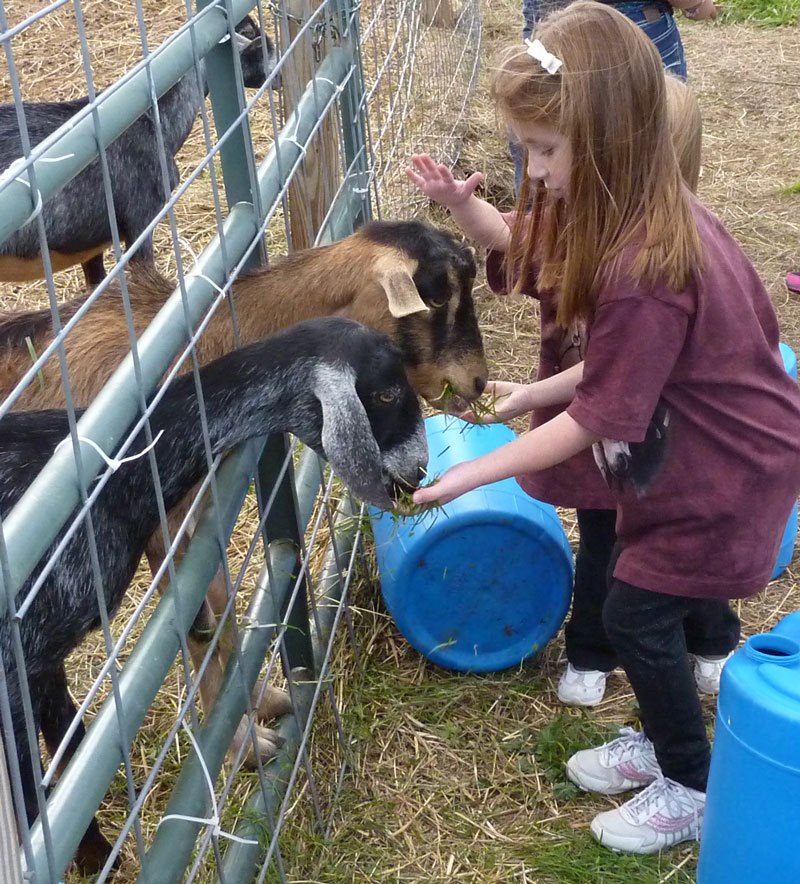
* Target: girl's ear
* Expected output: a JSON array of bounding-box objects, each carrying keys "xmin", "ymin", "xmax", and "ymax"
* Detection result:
[{"xmin": 312, "ymin": 364, "xmax": 393, "ymax": 509}]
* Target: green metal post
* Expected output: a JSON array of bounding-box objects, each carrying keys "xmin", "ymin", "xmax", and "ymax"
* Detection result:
[
  {"xmin": 218, "ymin": 497, "xmax": 360, "ymax": 883},
  {"xmin": 197, "ymin": 0, "xmax": 266, "ymax": 271}
]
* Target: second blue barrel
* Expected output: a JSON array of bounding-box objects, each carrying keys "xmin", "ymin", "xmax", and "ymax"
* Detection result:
[
  {"xmin": 773, "ymin": 343, "xmax": 799, "ymax": 579},
  {"xmin": 370, "ymin": 414, "xmax": 574, "ymax": 673},
  {"xmin": 697, "ymin": 617, "xmax": 800, "ymax": 884}
]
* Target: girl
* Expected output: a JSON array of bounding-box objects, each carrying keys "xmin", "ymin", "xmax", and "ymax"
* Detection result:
[
  {"xmin": 406, "ymin": 1, "xmax": 800, "ymax": 854},
  {"xmin": 414, "ymin": 75, "xmax": 739, "ymax": 711}
]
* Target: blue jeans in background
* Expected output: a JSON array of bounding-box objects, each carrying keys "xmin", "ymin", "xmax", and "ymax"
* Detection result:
[{"xmin": 511, "ymin": 1, "xmax": 688, "ymax": 192}]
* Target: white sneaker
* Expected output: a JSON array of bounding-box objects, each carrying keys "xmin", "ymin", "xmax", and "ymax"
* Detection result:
[
  {"xmin": 566, "ymin": 727, "xmax": 661, "ymax": 795},
  {"xmin": 692, "ymin": 652, "xmax": 733, "ymax": 695},
  {"xmin": 557, "ymin": 664, "xmax": 608, "ymax": 707},
  {"xmin": 590, "ymin": 776, "xmax": 705, "ymax": 854}
]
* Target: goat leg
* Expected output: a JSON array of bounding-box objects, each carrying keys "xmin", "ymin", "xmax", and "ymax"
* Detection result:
[
  {"xmin": 204, "ymin": 571, "xmax": 292, "ymax": 720},
  {"xmin": 38, "ymin": 667, "xmax": 116, "ymax": 876},
  {"xmin": 81, "ymin": 253, "xmax": 106, "ymax": 288}
]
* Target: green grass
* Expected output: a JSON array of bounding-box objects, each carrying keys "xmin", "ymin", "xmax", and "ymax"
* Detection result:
[
  {"xmin": 782, "ymin": 181, "xmax": 800, "ymax": 196},
  {"xmin": 717, "ymin": 0, "xmax": 800, "ymax": 25},
  {"xmin": 515, "ymin": 831, "xmax": 698, "ymax": 884}
]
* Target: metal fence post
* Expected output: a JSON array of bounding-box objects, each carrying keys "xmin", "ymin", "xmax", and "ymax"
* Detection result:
[
  {"xmin": 334, "ymin": 0, "xmax": 372, "ymax": 230},
  {"xmin": 197, "ymin": 0, "xmax": 266, "ymax": 271},
  {"xmin": 1, "ymin": 734, "xmax": 24, "ymax": 884}
]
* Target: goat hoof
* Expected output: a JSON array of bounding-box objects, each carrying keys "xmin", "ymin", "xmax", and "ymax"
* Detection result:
[
  {"xmin": 233, "ymin": 718, "xmax": 285, "ymax": 768},
  {"xmin": 188, "ymin": 600, "xmax": 217, "ymax": 641},
  {"xmin": 255, "ymin": 684, "xmax": 292, "ymax": 721},
  {"xmin": 74, "ymin": 821, "xmax": 117, "ymax": 876}
]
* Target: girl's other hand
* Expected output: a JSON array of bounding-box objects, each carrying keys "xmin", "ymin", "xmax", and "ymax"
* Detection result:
[
  {"xmin": 459, "ymin": 380, "xmax": 536, "ymax": 424},
  {"xmin": 406, "ymin": 153, "xmax": 483, "ymax": 208},
  {"xmin": 412, "ymin": 461, "xmax": 478, "ymax": 506}
]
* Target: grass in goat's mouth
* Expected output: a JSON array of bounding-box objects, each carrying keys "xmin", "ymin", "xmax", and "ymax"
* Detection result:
[
  {"xmin": 391, "ymin": 473, "xmax": 447, "ymax": 527},
  {"xmin": 438, "ymin": 380, "xmax": 499, "ymax": 423}
]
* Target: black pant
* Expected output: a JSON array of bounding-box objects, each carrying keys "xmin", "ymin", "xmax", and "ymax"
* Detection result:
[
  {"xmin": 603, "ymin": 578, "xmax": 740, "ymax": 791},
  {"xmin": 564, "ymin": 508, "xmax": 741, "ymax": 671}
]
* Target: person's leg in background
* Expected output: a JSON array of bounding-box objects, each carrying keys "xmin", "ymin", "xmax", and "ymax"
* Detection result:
[
  {"xmin": 683, "ymin": 598, "xmax": 740, "ymax": 693},
  {"xmin": 510, "ymin": 0, "xmax": 539, "ymax": 193},
  {"xmin": 613, "ymin": 1, "xmax": 688, "ymax": 79},
  {"xmin": 558, "ymin": 508, "xmax": 618, "ymax": 706}
]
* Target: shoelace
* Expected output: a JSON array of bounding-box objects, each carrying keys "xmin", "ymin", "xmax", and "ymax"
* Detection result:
[
  {"xmin": 621, "ymin": 776, "xmax": 702, "ymax": 839},
  {"xmin": 602, "ymin": 726, "xmax": 656, "ymax": 765}
]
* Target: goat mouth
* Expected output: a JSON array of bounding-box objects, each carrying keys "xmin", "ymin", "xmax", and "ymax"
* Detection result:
[
  {"xmin": 428, "ymin": 392, "xmax": 470, "ymax": 415},
  {"xmin": 385, "ymin": 477, "xmax": 421, "ymax": 514}
]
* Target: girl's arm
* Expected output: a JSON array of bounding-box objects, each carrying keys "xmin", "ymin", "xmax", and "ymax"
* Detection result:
[
  {"xmin": 464, "ymin": 362, "xmax": 585, "ymax": 423},
  {"xmin": 413, "ymin": 410, "xmax": 599, "ymax": 506},
  {"xmin": 406, "ymin": 154, "xmax": 512, "ymax": 251}
]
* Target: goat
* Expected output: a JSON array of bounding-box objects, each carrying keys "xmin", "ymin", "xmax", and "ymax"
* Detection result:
[
  {"xmin": 0, "ymin": 218, "xmax": 488, "ymax": 764},
  {"xmin": 0, "ymin": 316, "xmax": 427, "ymax": 875},
  {"xmin": 0, "ymin": 16, "xmax": 276, "ymax": 286}
]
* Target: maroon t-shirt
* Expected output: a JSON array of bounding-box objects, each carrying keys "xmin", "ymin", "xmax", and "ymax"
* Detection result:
[
  {"xmin": 565, "ymin": 200, "xmax": 800, "ymax": 599},
  {"xmin": 486, "ymin": 241, "xmax": 616, "ymax": 510}
]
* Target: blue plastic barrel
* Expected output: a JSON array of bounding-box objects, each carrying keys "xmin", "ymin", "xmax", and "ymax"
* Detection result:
[
  {"xmin": 369, "ymin": 414, "xmax": 574, "ymax": 672},
  {"xmin": 698, "ymin": 622, "xmax": 800, "ymax": 884},
  {"xmin": 772, "ymin": 610, "xmax": 800, "ymax": 641},
  {"xmin": 772, "ymin": 343, "xmax": 799, "ymax": 580}
]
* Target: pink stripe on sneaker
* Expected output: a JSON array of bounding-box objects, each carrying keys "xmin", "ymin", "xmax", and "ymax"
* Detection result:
[{"xmin": 650, "ymin": 811, "xmax": 695, "ymax": 834}]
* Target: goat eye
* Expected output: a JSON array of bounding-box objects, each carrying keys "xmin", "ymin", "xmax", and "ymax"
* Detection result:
[
  {"xmin": 377, "ymin": 391, "xmax": 396, "ymax": 404},
  {"xmin": 428, "ymin": 296, "xmax": 447, "ymax": 308}
]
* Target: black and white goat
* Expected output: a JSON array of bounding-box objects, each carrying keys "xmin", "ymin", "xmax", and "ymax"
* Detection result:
[
  {"xmin": 0, "ymin": 16, "xmax": 276, "ymax": 285},
  {"xmin": 0, "ymin": 316, "xmax": 427, "ymax": 874}
]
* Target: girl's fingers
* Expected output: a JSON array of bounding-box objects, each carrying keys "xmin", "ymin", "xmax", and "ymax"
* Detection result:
[
  {"xmin": 413, "ymin": 485, "xmax": 441, "ymax": 505},
  {"xmin": 463, "ymin": 171, "xmax": 484, "ymax": 192}
]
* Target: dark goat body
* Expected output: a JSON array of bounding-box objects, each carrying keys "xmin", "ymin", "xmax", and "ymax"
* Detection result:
[
  {"xmin": 0, "ymin": 316, "xmax": 426, "ymax": 874},
  {"xmin": 0, "ymin": 16, "xmax": 276, "ymax": 286}
]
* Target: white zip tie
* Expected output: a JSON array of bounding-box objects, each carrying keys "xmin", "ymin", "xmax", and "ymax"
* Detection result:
[
  {"xmin": 177, "ymin": 236, "xmax": 227, "ymax": 297},
  {"xmin": 242, "ymin": 617, "xmax": 280, "ymax": 631},
  {"xmin": 157, "ymin": 720, "xmax": 258, "ymax": 845},
  {"xmin": 313, "ymin": 77, "xmax": 344, "ymax": 96},
  {"xmin": 0, "ymin": 153, "xmax": 75, "ymax": 227},
  {"xmin": 55, "ymin": 429, "xmax": 164, "ymax": 473},
  {"xmin": 282, "ymin": 135, "xmax": 308, "ymax": 158}
]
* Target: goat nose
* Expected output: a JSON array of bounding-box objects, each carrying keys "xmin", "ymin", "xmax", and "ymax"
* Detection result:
[{"xmin": 474, "ymin": 375, "xmax": 487, "ymax": 395}]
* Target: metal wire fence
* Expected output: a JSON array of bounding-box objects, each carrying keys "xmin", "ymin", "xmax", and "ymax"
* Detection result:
[{"xmin": 0, "ymin": 0, "xmax": 480, "ymax": 880}]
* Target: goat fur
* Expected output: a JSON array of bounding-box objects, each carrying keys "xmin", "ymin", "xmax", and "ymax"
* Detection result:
[{"xmin": 0, "ymin": 316, "xmax": 426, "ymax": 874}]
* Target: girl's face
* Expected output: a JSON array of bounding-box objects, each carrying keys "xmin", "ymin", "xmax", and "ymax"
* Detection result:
[{"xmin": 513, "ymin": 120, "xmax": 572, "ymax": 200}]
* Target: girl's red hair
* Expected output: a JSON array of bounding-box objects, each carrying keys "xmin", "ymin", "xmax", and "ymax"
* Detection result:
[{"xmin": 493, "ymin": 1, "xmax": 702, "ymax": 325}]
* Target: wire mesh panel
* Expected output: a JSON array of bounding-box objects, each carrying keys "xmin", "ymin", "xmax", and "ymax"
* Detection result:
[{"xmin": 0, "ymin": 0, "xmax": 481, "ymax": 880}]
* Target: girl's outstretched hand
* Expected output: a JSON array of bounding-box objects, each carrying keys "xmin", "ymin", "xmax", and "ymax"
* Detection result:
[
  {"xmin": 412, "ymin": 461, "xmax": 478, "ymax": 506},
  {"xmin": 459, "ymin": 380, "xmax": 536, "ymax": 424},
  {"xmin": 406, "ymin": 153, "xmax": 483, "ymax": 208}
]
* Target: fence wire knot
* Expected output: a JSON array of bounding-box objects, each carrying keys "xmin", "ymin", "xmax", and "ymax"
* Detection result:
[
  {"xmin": 156, "ymin": 721, "xmax": 258, "ymax": 845},
  {"xmin": 55, "ymin": 430, "xmax": 165, "ymax": 473}
]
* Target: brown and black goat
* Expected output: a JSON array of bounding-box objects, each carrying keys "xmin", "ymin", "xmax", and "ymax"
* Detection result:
[{"xmin": 0, "ymin": 218, "xmax": 488, "ymax": 763}]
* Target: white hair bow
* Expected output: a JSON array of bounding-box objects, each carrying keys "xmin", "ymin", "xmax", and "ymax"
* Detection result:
[{"xmin": 525, "ymin": 38, "xmax": 562, "ymax": 75}]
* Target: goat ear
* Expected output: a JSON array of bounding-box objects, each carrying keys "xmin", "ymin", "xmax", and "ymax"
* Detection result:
[
  {"xmin": 313, "ymin": 365, "xmax": 393, "ymax": 509},
  {"xmin": 374, "ymin": 254, "xmax": 429, "ymax": 318}
]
